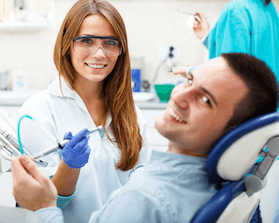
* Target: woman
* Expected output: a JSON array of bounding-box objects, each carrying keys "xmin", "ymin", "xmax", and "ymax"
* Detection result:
[
  {"xmin": 16, "ymin": 0, "xmax": 149, "ymax": 222},
  {"xmin": 174, "ymin": 0, "xmax": 279, "ymax": 87},
  {"xmin": 192, "ymin": 0, "xmax": 279, "ymax": 76}
]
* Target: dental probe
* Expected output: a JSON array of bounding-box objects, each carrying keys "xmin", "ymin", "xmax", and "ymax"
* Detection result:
[
  {"xmin": 176, "ymin": 9, "xmax": 207, "ymax": 22},
  {"xmin": 31, "ymin": 126, "xmax": 104, "ymax": 160}
]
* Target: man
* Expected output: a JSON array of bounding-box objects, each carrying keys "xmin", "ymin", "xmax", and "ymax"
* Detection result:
[{"xmin": 11, "ymin": 53, "xmax": 278, "ymax": 223}]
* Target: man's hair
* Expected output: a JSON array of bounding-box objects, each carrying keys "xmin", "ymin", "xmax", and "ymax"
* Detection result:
[
  {"xmin": 265, "ymin": 0, "xmax": 272, "ymax": 5},
  {"xmin": 222, "ymin": 53, "xmax": 279, "ymax": 132}
]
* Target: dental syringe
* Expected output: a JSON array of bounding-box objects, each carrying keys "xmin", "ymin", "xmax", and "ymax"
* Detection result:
[{"xmin": 31, "ymin": 126, "xmax": 104, "ymax": 160}]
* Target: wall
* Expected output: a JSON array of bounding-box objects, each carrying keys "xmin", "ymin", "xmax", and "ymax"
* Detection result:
[{"xmin": 0, "ymin": 0, "xmax": 279, "ymax": 89}]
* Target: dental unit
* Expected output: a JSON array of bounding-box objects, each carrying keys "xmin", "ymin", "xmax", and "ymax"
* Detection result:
[{"xmin": 0, "ymin": 126, "xmax": 104, "ymax": 166}]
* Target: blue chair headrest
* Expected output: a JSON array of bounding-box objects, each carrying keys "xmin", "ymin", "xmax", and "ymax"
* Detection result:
[{"xmin": 207, "ymin": 112, "xmax": 279, "ymax": 183}]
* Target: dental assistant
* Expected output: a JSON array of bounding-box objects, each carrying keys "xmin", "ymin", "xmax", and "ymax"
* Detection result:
[
  {"xmin": 193, "ymin": 0, "xmax": 279, "ymax": 77},
  {"xmin": 16, "ymin": 0, "xmax": 149, "ymax": 222}
]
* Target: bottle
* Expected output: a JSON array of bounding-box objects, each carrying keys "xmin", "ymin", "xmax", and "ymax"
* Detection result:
[
  {"xmin": 12, "ymin": 62, "xmax": 28, "ymax": 93},
  {"xmin": 0, "ymin": 0, "xmax": 10, "ymax": 21}
]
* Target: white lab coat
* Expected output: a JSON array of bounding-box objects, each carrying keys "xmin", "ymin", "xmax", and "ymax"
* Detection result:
[{"xmin": 16, "ymin": 77, "xmax": 150, "ymax": 223}]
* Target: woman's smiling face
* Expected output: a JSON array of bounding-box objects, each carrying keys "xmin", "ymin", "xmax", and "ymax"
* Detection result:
[{"xmin": 70, "ymin": 14, "xmax": 120, "ymax": 85}]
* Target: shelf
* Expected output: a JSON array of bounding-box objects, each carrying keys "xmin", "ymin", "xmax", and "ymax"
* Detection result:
[{"xmin": 0, "ymin": 20, "xmax": 53, "ymax": 31}]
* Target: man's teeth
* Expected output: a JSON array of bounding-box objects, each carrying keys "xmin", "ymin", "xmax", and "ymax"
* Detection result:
[
  {"xmin": 87, "ymin": 64, "xmax": 105, "ymax": 68},
  {"xmin": 169, "ymin": 108, "xmax": 186, "ymax": 123}
]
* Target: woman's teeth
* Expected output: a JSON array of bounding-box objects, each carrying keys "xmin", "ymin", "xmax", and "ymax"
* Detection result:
[
  {"xmin": 87, "ymin": 64, "xmax": 105, "ymax": 68},
  {"xmin": 169, "ymin": 108, "xmax": 186, "ymax": 123}
]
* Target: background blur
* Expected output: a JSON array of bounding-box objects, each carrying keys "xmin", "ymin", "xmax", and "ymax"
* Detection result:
[{"xmin": 1, "ymin": 0, "xmax": 279, "ymax": 90}]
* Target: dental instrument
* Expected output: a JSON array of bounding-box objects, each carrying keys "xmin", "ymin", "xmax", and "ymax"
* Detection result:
[
  {"xmin": 0, "ymin": 126, "xmax": 33, "ymax": 157},
  {"xmin": 176, "ymin": 9, "xmax": 206, "ymax": 22},
  {"xmin": 17, "ymin": 115, "xmax": 33, "ymax": 154},
  {"xmin": 0, "ymin": 145, "xmax": 15, "ymax": 161},
  {"xmin": 0, "ymin": 133, "xmax": 21, "ymax": 157},
  {"xmin": 31, "ymin": 126, "xmax": 104, "ymax": 160},
  {"xmin": 0, "ymin": 136, "xmax": 48, "ymax": 168},
  {"xmin": 177, "ymin": 9, "xmax": 197, "ymax": 16},
  {"xmin": 0, "ymin": 113, "xmax": 48, "ymax": 167}
]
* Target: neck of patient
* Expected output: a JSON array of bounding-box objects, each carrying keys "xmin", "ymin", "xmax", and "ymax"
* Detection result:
[{"xmin": 168, "ymin": 141, "xmax": 210, "ymax": 158}]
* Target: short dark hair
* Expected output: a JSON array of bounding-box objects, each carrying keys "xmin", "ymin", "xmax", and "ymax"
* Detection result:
[
  {"xmin": 222, "ymin": 53, "xmax": 279, "ymax": 132},
  {"xmin": 265, "ymin": 0, "xmax": 272, "ymax": 5}
]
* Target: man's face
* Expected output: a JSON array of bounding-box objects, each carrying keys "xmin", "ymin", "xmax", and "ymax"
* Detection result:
[{"xmin": 155, "ymin": 57, "xmax": 248, "ymax": 157}]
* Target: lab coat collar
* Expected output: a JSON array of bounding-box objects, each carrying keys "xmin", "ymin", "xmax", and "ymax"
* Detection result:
[
  {"xmin": 47, "ymin": 76, "xmax": 75, "ymax": 99},
  {"xmin": 48, "ymin": 76, "xmax": 112, "ymax": 129}
]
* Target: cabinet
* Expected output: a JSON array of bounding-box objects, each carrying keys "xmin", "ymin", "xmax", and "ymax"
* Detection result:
[
  {"xmin": 0, "ymin": 0, "xmax": 55, "ymax": 31},
  {"xmin": 141, "ymin": 109, "xmax": 168, "ymax": 153}
]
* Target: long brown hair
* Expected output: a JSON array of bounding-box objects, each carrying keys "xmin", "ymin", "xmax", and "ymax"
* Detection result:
[{"xmin": 53, "ymin": 0, "xmax": 142, "ymax": 171}]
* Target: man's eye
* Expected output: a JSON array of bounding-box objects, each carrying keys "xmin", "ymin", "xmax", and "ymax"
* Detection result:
[{"xmin": 202, "ymin": 96, "xmax": 211, "ymax": 105}]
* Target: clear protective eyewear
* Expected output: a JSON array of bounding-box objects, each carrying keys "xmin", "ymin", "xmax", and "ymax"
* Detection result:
[{"xmin": 73, "ymin": 35, "xmax": 122, "ymax": 57}]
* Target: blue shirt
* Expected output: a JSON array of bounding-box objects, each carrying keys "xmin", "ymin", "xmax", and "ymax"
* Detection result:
[
  {"xmin": 37, "ymin": 150, "xmax": 217, "ymax": 223},
  {"xmin": 206, "ymin": 0, "xmax": 279, "ymax": 77}
]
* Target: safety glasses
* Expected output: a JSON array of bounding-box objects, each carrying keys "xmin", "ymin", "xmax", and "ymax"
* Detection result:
[{"xmin": 73, "ymin": 35, "xmax": 122, "ymax": 57}]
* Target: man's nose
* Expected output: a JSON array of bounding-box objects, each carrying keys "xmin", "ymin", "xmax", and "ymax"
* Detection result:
[{"xmin": 172, "ymin": 88, "xmax": 193, "ymax": 110}]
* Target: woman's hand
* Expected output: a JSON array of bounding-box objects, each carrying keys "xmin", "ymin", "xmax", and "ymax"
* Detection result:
[
  {"xmin": 61, "ymin": 128, "xmax": 91, "ymax": 169},
  {"xmin": 51, "ymin": 128, "xmax": 91, "ymax": 196},
  {"xmin": 193, "ymin": 12, "xmax": 210, "ymax": 40}
]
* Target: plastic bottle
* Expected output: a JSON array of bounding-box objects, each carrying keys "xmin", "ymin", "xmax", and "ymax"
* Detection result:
[
  {"xmin": 0, "ymin": 0, "xmax": 10, "ymax": 21},
  {"xmin": 12, "ymin": 62, "xmax": 28, "ymax": 93}
]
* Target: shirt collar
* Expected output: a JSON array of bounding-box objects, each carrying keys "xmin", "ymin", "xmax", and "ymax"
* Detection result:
[{"xmin": 147, "ymin": 150, "xmax": 207, "ymax": 172}]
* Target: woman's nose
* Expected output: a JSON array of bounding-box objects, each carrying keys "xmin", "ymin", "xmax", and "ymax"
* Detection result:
[{"xmin": 92, "ymin": 47, "xmax": 106, "ymax": 57}]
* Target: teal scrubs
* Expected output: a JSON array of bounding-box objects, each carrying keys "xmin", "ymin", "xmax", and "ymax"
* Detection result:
[{"xmin": 206, "ymin": 0, "xmax": 279, "ymax": 78}]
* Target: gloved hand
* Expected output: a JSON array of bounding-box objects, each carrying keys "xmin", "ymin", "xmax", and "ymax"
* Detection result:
[{"xmin": 61, "ymin": 128, "xmax": 91, "ymax": 169}]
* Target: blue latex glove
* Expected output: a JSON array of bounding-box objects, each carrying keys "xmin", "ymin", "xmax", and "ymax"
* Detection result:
[{"xmin": 61, "ymin": 128, "xmax": 91, "ymax": 169}]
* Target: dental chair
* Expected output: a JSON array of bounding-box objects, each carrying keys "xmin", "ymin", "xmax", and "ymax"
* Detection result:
[
  {"xmin": 1, "ymin": 111, "xmax": 279, "ymax": 222},
  {"xmin": 191, "ymin": 112, "xmax": 279, "ymax": 223}
]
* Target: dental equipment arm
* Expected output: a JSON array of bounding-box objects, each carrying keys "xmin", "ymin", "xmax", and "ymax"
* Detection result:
[
  {"xmin": 31, "ymin": 126, "xmax": 104, "ymax": 160},
  {"xmin": 0, "ymin": 126, "xmax": 33, "ymax": 157}
]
